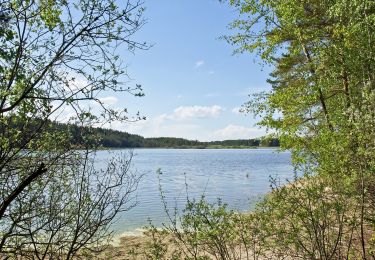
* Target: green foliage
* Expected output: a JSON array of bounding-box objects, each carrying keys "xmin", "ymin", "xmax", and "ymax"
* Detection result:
[
  {"xmin": 222, "ymin": 0, "xmax": 375, "ymax": 258},
  {"xmin": 0, "ymin": 0, "xmax": 146, "ymax": 258},
  {"xmin": 143, "ymin": 174, "xmax": 368, "ymax": 259},
  {"xmin": 180, "ymin": 198, "xmax": 237, "ymax": 259},
  {"xmin": 39, "ymin": 0, "xmax": 62, "ymax": 30},
  {"xmin": 144, "ymin": 222, "xmax": 169, "ymax": 260},
  {"xmin": 255, "ymin": 176, "xmax": 362, "ymax": 259}
]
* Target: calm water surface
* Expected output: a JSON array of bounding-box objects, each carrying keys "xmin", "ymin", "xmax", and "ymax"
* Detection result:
[{"xmin": 96, "ymin": 148, "xmax": 293, "ymax": 235}]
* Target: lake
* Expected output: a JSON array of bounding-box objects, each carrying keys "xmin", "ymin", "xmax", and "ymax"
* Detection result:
[{"xmin": 96, "ymin": 148, "xmax": 293, "ymax": 235}]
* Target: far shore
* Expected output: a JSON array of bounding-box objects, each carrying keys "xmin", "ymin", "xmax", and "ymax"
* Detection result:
[{"xmin": 97, "ymin": 146, "xmax": 281, "ymax": 150}]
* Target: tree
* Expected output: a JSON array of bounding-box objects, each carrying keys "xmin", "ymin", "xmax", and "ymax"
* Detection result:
[
  {"xmin": 0, "ymin": 0, "xmax": 147, "ymax": 257},
  {"xmin": 223, "ymin": 0, "xmax": 375, "ymax": 258}
]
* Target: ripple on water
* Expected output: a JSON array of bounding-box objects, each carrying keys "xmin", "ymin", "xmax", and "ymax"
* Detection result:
[{"xmin": 94, "ymin": 148, "xmax": 293, "ymax": 234}]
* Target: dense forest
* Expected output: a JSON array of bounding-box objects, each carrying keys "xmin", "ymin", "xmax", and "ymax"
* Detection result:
[{"xmin": 55, "ymin": 122, "xmax": 279, "ymax": 148}]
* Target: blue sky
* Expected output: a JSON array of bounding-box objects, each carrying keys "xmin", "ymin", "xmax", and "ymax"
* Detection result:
[{"xmin": 103, "ymin": 0, "xmax": 272, "ymax": 141}]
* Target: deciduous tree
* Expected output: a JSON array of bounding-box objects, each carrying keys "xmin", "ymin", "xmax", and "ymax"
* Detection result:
[
  {"xmin": 0, "ymin": 0, "xmax": 147, "ymax": 257},
  {"xmin": 223, "ymin": 0, "xmax": 375, "ymax": 258}
]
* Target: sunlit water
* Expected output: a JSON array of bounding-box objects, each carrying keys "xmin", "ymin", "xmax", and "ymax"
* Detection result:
[{"xmin": 95, "ymin": 148, "xmax": 293, "ymax": 235}]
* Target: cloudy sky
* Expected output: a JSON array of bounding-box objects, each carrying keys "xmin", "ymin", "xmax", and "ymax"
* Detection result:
[{"xmin": 97, "ymin": 0, "xmax": 272, "ymax": 141}]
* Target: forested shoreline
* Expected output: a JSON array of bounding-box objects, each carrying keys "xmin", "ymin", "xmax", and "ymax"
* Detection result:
[{"xmin": 55, "ymin": 122, "xmax": 280, "ymax": 148}]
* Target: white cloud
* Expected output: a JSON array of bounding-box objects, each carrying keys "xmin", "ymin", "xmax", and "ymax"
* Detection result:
[
  {"xmin": 64, "ymin": 72, "xmax": 89, "ymax": 92},
  {"xmin": 113, "ymin": 116, "xmax": 202, "ymax": 140},
  {"xmin": 97, "ymin": 115, "xmax": 267, "ymax": 141},
  {"xmin": 172, "ymin": 105, "xmax": 223, "ymax": 119},
  {"xmin": 152, "ymin": 124, "xmax": 202, "ymax": 139},
  {"xmin": 117, "ymin": 119, "xmax": 149, "ymax": 133},
  {"xmin": 212, "ymin": 124, "xmax": 265, "ymax": 140},
  {"xmin": 99, "ymin": 96, "xmax": 118, "ymax": 105},
  {"xmin": 50, "ymin": 103, "xmax": 77, "ymax": 122},
  {"xmin": 231, "ymin": 107, "xmax": 243, "ymax": 114},
  {"xmin": 208, "ymin": 70, "xmax": 215, "ymax": 75},
  {"xmin": 102, "ymin": 105, "xmax": 225, "ymax": 141},
  {"xmin": 71, "ymin": 77, "xmax": 88, "ymax": 90},
  {"xmin": 154, "ymin": 114, "xmax": 169, "ymax": 124},
  {"xmin": 195, "ymin": 60, "xmax": 205, "ymax": 68}
]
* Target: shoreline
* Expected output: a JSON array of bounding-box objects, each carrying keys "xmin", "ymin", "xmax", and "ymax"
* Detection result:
[{"xmin": 98, "ymin": 146, "xmax": 281, "ymax": 150}]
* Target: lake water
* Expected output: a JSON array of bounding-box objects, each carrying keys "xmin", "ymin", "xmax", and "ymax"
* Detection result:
[{"xmin": 96, "ymin": 148, "xmax": 293, "ymax": 235}]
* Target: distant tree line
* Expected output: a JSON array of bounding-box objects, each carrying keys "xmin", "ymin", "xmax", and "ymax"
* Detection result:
[{"xmin": 51, "ymin": 122, "xmax": 279, "ymax": 148}]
